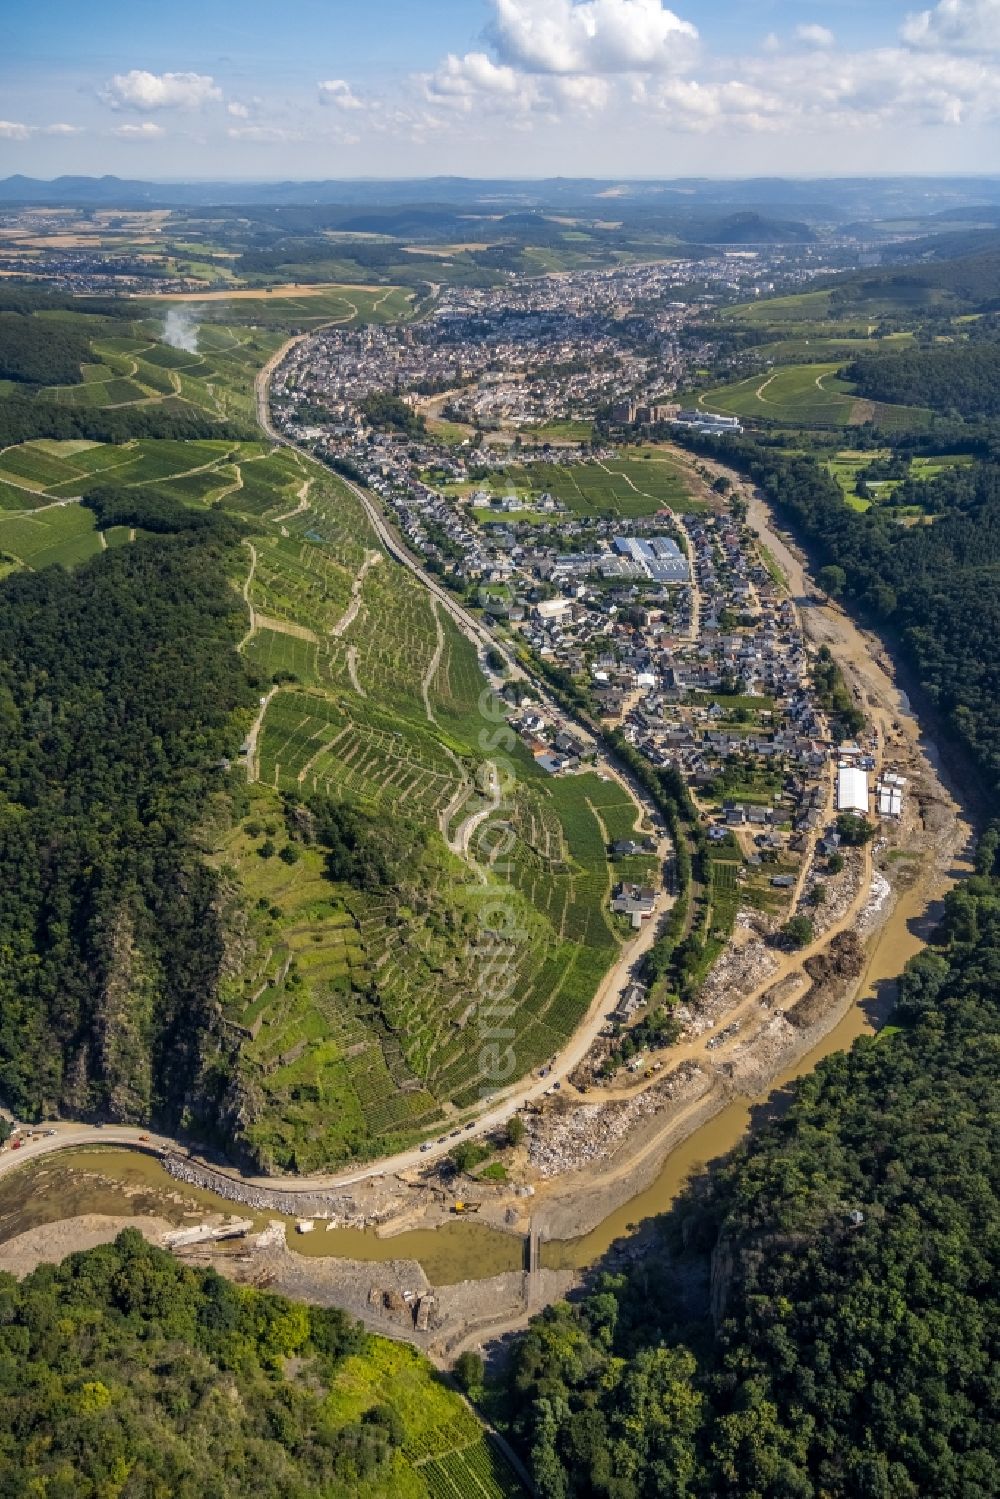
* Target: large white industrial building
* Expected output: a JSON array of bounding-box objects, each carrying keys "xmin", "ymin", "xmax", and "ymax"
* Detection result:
[{"xmin": 836, "ymin": 765, "xmax": 870, "ymax": 816}]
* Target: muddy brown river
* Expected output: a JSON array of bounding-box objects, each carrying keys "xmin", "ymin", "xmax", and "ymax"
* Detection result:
[{"xmin": 0, "ymin": 847, "xmax": 965, "ymax": 1286}]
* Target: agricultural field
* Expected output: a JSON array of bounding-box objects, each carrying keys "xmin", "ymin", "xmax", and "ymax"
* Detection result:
[
  {"xmin": 824, "ymin": 449, "xmax": 973, "ymax": 514},
  {"xmin": 321, "ymin": 1340, "xmax": 526, "ymax": 1498},
  {"xmin": 469, "ymin": 449, "xmax": 704, "ymax": 518},
  {"xmin": 139, "ymin": 284, "xmax": 414, "ymax": 329},
  {"xmin": 0, "ymin": 436, "xmax": 293, "ymax": 567},
  {"xmin": 696, "ymin": 361, "xmax": 933, "ymax": 432},
  {"xmin": 0, "ymin": 501, "xmax": 102, "ymax": 570},
  {"xmin": 35, "ymin": 320, "xmax": 289, "ymax": 423},
  {"xmin": 718, "ymin": 285, "xmax": 961, "ymax": 336}
]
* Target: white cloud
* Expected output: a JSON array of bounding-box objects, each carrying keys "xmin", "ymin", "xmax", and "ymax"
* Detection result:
[
  {"xmin": 426, "ymin": 52, "xmax": 527, "ymax": 102},
  {"xmin": 654, "ymin": 76, "xmax": 790, "ymax": 133},
  {"xmin": 113, "ymin": 121, "xmax": 165, "ymax": 138},
  {"xmin": 100, "ymin": 70, "xmax": 221, "ymax": 111},
  {"xmin": 490, "ymin": 0, "xmax": 698, "ymax": 75},
  {"xmin": 0, "ymin": 120, "xmax": 83, "ymax": 139},
  {"xmin": 796, "ymin": 24, "xmax": 835, "ymax": 48},
  {"xmin": 227, "ymin": 102, "xmax": 250, "ymax": 119},
  {"xmin": 902, "ymin": 0, "xmax": 1000, "ymax": 52},
  {"xmin": 552, "ymin": 73, "xmax": 612, "ymax": 109},
  {"xmin": 317, "ymin": 79, "xmax": 365, "ymax": 110},
  {"xmin": 717, "ymin": 46, "xmax": 1000, "ymax": 132},
  {"xmin": 226, "ymin": 124, "xmax": 301, "ymax": 142}
]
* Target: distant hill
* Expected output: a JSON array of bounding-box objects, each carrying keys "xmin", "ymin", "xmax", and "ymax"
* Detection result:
[
  {"xmin": 817, "ymin": 234, "xmax": 1000, "ymax": 315},
  {"xmin": 4, "ymin": 174, "xmax": 1000, "ymax": 217},
  {"xmin": 678, "ymin": 211, "xmax": 815, "ymax": 246}
]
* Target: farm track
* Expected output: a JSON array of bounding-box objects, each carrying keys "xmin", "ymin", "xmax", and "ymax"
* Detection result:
[
  {"xmin": 331, "ymin": 550, "xmax": 382, "ymax": 639},
  {"xmin": 239, "ymin": 541, "xmax": 259, "ymax": 649},
  {"xmin": 421, "ymin": 598, "xmax": 446, "ymax": 724},
  {"xmin": 244, "ymin": 685, "xmax": 281, "ymax": 785}
]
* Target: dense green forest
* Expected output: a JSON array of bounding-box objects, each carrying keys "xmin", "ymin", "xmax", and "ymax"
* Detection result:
[
  {"xmin": 0, "ymin": 390, "xmax": 251, "ymax": 448},
  {"xmin": 509, "ymin": 867, "xmax": 1000, "ymax": 1498},
  {"xmin": 0, "ymin": 1229, "xmax": 411, "ymax": 1497},
  {"xmin": 847, "ymin": 343, "xmax": 1000, "ymax": 418},
  {"xmin": 0, "ymin": 509, "xmax": 256, "ymax": 1126},
  {"xmin": 81, "ymin": 484, "xmax": 226, "ymax": 534},
  {"xmin": 0, "ymin": 309, "xmax": 94, "ymax": 386},
  {"xmin": 824, "ymin": 241, "xmax": 1000, "ymax": 316}
]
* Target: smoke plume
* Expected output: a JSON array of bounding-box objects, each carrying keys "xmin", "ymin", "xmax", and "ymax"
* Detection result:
[{"xmin": 162, "ymin": 307, "xmax": 200, "ymax": 354}]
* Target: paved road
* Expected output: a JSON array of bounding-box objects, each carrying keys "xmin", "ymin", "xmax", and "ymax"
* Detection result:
[
  {"xmin": 0, "ymin": 336, "xmax": 679, "ymax": 1200},
  {"xmin": 0, "ymin": 887, "xmax": 664, "ymax": 1196}
]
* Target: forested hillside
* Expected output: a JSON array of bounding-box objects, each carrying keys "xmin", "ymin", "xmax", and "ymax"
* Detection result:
[
  {"xmin": 0, "ymin": 509, "xmax": 256, "ymax": 1126},
  {"xmin": 509, "ymin": 864, "xmax": 1000, "ymax": 1498},
  {"xmin": 0, "ymin": 1229, "xmax": 521, "ymax": 1498},
  {"xmin": 826, "ymin": 242, "xmax": 1000, "ymax": 316},
  {"xmin": 847, "ymin": 342, "xmax": 1000, "ymax": 418}
]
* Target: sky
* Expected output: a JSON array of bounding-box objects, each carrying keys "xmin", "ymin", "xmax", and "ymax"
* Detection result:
[{"xmin": 2, "ymin": 0, "xmax": 1000, "ymax": 180}]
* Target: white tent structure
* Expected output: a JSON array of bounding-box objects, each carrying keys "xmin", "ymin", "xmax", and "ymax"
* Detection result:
[{"xmin": 837, "ymin": 765, "xmax": 869, "ymax": 816}]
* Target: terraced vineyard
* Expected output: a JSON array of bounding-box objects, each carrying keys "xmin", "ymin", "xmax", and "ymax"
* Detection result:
[
  {"xmin": 141, "ymin": 284, "xmax": 414, "ymax": 325},
  {"xmin": 226, "ymin": 449, "xmax": 636, "ymax": 1166},
  {"xmin": 0, "ymin": 300, "xmax": 643, "ymax": 1170}
]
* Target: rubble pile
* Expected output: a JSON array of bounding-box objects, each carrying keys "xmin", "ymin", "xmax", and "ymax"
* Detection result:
[
  {"xmin": 857, "ymin": 870, "xmax": 892, "ymax": 937},
  {"xmin": 689, "ymin": 939, "xmax": 779, "ymax": 1032},
  {"xmin": 163, "ymin": 1155, "xmax": 394, "ymax": 1229},
  {"xmin": 794, "ymin": 848, "xmax": 864, "ymax": 937},
  {"xmin": 527, "ymin": 1063, "xmax": 704, "ymax": 1177}
]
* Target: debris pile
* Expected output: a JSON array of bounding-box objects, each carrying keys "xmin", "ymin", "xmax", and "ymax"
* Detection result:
[{"xmin": 527, "ymin": 1064, "xmax": 705, "ymax": 1178}]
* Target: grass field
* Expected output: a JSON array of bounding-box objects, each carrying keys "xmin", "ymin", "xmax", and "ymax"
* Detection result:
[{"xmin": 697, "ymin": 362, "xmax": 933, "ymax": 432}]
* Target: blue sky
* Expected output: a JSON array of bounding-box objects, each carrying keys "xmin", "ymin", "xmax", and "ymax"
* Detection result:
[{"xmin": 2, "ymin": 0, "xmax": 999, "ymax": 178}]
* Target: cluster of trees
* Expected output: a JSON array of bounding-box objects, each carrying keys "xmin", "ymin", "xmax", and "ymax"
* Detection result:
[
  {"xmin": 289, "ymin": 795, "xmax": 422, "ymax": 892},
  {"xmin": 0, "ymin": 390, "xmax": 251, "ymax": 449},
  {"xmin": 0, "ymin": 1229, "xmax": 411, "ymax": 1496},
  {"xmin": 0, "ymin": 513, "xmax": 256, "ymax": 1126},
  {"xmin": 811, "ymin": 644, "xmax": 865, "ymax": 738},
  {"xmin": 509, "ymin": 865, "xmax": 1000, "ymax": 1497},
  {"xmin": 82, "ymin": 483, "xmax": 240, "ymax": 537},
  {"xmin": 359, "ymin": 391, "xmax": 426, "ymax": 436},
  {"xmin": 847, "ymin": 343, "xmax": 1000, "ymax": 419},
  {"xmin": 601, "ymin": 1006, "xmax": 682, "ymax": 1078},
  {"xmin": 0, "ymin": 309, "xmax": 95, "ymax": 386}
]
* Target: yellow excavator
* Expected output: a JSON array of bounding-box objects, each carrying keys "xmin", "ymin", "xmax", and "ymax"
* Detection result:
[{"xmin": 451, "ymin": 1201, "xmax": 482, "ymax": 1215}]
